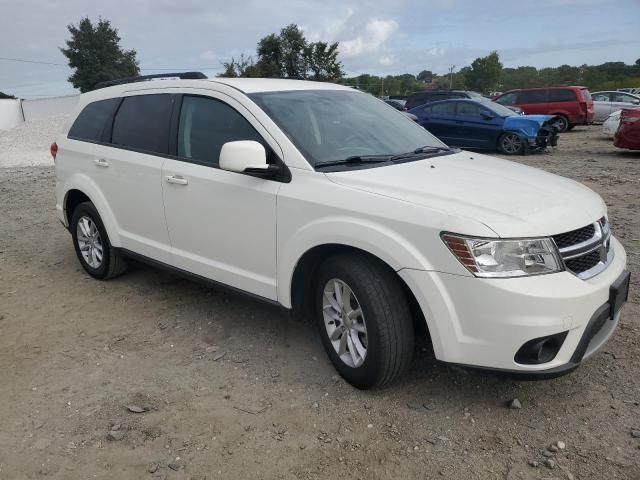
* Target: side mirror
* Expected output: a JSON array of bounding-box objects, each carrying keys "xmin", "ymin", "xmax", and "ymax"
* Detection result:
[
  {"xmin": 632, "ymin": 99, "xmax": 640, "ymax": 105},
  {"xmin": 480, "ymin": 109, "xmax": 495, "ymax": 119},
  {"xmin": 219, "ymin": 140, "xmax": 274, "ymax": 176}
]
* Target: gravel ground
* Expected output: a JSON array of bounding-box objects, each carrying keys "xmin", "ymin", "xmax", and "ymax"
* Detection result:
[{"xmin": 0, "ymin": 124, "xmax": 638, "ymax": 479}]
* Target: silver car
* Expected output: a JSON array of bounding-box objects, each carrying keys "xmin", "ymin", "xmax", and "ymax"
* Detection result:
[{"xmin": 592, "ymin": 91, "xmax": 640, "ymax": 123}]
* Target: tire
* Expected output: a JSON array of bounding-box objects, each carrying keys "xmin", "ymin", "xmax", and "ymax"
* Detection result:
[
  {"xmin": 70, "ymin": 201, "xmax": 127, "ymax": 280},
  {"xmin": 566, "ymin": 124, "xmax": 575, "ymax": 131},
  {"xmin": 554, "ymin": 115, "xmax": 569, "ymax": 132},
  {"xmin": 314, "ymin": 253, "xmax": 414, "ymax": 389},
  {"xmin": 497, "ymin": 132, "xmax": 524, "ymax": 155}
]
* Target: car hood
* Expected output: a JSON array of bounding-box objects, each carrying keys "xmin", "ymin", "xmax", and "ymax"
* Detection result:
[
  {"xmin": 325, "ymin": 151, "xmax": 605, "ymax": 238},
  {"xmin": 503, "ymin": 114, "xmax": 555, "ymax": 138}
]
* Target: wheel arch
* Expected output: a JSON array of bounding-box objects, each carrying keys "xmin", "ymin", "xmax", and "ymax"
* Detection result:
[
  {"xmin": 288, "ymin": 243, "xmax": 429, "ymax": 343},
  {"xmin": 62, "ymin": 175, "xmax": 121, "ymax": 246}
]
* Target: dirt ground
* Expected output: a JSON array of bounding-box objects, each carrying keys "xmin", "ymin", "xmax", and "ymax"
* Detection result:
[{"xmin": 0, "ymin": 126, "xmax": 638, "ymax": 480}]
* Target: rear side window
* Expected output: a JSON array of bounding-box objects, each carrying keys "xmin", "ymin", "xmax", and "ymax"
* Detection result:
[
  {"xmin": 177, "ymin": 96, "xmax": 264, "ymax": 166},
  {"xmin": 518, "ymin": 90, "xmax": 548, "ymax": 104},
  {"xmin": 430, "ymin": 102, "xmax": 456, "ymax": 115},
  {"xmin": 548, "ymin": 89, "xmax": 576, "ymax": 102},
  {"xmin": 592, "ymin": 92, "xmax": 611, "ymax": 102},
  {"xmin": 68, "ymin": 98, "xmax": 120, "ymax": 142},
  {"xmin": 111, "ymin": 94, "xmax": 173, "ymax": 154}
]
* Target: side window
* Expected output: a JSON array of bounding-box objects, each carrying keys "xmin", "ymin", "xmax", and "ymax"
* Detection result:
[
  {"xmin": 456, "ymin": 102, "xmax": 482, "ymax": 116},
  {"xmin": 68, "ymin": 98, "xmax": 120, "ymax": 142},
  {"xmin": 518, "ymin": 90, "xmax": 548, "ymax": 104},
  {"xmin": 592, "ymin": 93, "xmax": 611, "ymax": 102},
  {"xmin": 495, "ymin": 92, "xmax": 518, "ymax": 106},
  {"xmin": 430, "ymin": 102, "xmax": 456, "ymax": 115},
  {"xmin": 177, "ymin": 96, "xmax": 265, "ymax": 166},
  {"xmin": 409, "ymin": 93, "xmax": 429, "ymax": 108},
  {"xmin": 612, "ymin": 92, "xmax": 637, "ymax": 103},
  {"xmin": 111, "ymin": 94, "xmax": 173, "ymax": 154},
  {"xmin": 548, "ymin": 89, "xmax": 576, "ymax": 102}
]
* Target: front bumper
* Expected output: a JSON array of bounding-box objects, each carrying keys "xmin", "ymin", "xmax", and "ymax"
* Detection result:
[{"xmin": 398, "ymin": 236, "xmax": 628, "ymax": 374}]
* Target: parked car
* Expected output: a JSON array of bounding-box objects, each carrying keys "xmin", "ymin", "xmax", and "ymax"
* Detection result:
[
  {"xmin": 405, "ymin": 89, "xmax": 484, "ymax": 111},
  {"xmin": 53, "ymin": 73, "xmax": 629, "ymax": 389},
  {"xmin": 614, "ymin": 108, "xmax": 640, "ymax": 150},
  {"xmin": 591, "ymin": 91, "xmax": 640, "ymax": 123},
  {"xmin": 493, "ymin": 86, "xmax": 594, "ymax": 132},
  {"xmin": 408, "ymin": 99, "xmax": 559, "ymax": 155}
]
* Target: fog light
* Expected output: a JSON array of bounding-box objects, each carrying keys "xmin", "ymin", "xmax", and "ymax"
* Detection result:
[{"xmin": 514, "ymin": 332, "xmax": 568, "ymax": 365}]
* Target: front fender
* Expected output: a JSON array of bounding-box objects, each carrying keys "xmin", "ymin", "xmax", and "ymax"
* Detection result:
[
  {"xmin": 277, "ymin": 216, "xmax": 438, "ymax": 308},
  {"xmin": 61, "ymin": 173, "xmax": 122, "ymax": 247}
]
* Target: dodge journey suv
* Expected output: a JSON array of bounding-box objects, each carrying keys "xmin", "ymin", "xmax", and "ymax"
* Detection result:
[{"xmin": 53, "ymin": 73, "xmax": 629, "ymax": 389}]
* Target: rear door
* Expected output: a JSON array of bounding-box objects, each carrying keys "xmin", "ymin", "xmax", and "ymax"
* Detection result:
[
  {"xmin": 97, "ymin": 93, "xmax": 174, "ymax": 262},
  {"xmin": 419, "ymin": 101, "xmax": 458, "ymax": 144},
  {"xmin": 592, "ymin": 92, "xmax": 612, "ymax": 122},
  {"xmin": 161, "ymin": 92, "xmax": 282, "ymax": 300}
]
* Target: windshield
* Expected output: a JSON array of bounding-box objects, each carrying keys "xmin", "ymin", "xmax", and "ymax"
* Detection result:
[
  {"xmin": 485, "ymin": 101, "xmax": 519, "ymax": 117},
  {"xmin": 250, "ymin": 90, "xmax": 446, "ymax": 166}
]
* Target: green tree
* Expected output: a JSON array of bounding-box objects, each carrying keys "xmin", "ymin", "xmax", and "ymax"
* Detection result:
[
  {"xmin": 464, "ymin": 51, "xmax": 503, "ymax": 93},
  {"xmin": 279, "ymin": 24, "xmax": 307, "ymax": 78},
  {"xmin": 417, "ymin": 70, "xmax": 433, "ymax": 83},
  {"xmin": 304, "ymin": 41, "xmax": 343, "ymax": 81},
  {"xmin": 60, "ymin": 17, "xmax": 139, "ymax": 92}
]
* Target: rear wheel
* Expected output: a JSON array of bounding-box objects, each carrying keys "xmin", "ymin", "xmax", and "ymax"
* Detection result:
[
  {"xmin": 314, "ymin": 253, "xmax": 414, "ymax": 389},
  {"xmin": 497, "ymin": 133, "xmax": 524, "ymax": 155},
  {"xmin": 71, "ymin": 202, "xmax": 127, "ymax": 280},
  {"xmin": 554, "ymin": 115, "xmax": 569, "ymax": 132}
]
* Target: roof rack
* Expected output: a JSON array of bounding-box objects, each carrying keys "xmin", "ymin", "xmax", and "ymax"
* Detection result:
[{"xmin": 93, "ymin": 72, "xmax": 207, "ymax": 90}]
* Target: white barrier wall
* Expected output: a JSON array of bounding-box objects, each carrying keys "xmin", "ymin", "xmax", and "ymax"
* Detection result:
[
  {"xmin": 0, "ymin": 95, "xmax": 79, "ymax": 130},
  {"xmin": 22, "ymin": 95, "xmax": 79, "ymax": 122},
  {"xmin": 0, "ymin": 99, "xmax": 24, "ymax": 130}
]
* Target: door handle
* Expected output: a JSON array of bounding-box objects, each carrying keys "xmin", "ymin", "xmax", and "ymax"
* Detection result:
[
  {"xmin": 165, "ymin": 175, "xmax": 188, "ymax": 185},
  {"xmin": 94, "ymin": 158, "xmax": 109, "ymax": 167}
]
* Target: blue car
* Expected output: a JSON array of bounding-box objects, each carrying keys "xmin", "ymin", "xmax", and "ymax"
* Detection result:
[{"xmin": 408, "ymin": 99, "xmax": 559, "ymax": 155}]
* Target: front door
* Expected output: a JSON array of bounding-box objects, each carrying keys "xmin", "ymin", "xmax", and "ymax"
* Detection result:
[{"xmin": 161, "ymin": 94, "xmax": 281, "ymax": 300}]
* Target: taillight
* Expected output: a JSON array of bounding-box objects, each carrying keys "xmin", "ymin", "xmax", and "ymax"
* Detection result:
[{"xmin": 50, "ymin": 142, "xmax": 58, "ymax": 161}]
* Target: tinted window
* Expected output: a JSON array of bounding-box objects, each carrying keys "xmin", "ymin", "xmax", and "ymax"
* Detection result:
[
  {"xmin": 111, "ymin": 94, "xmax": 173, "ymax": 154},
  {"xmin": 456, "ymin": 102, "xmax": 483, "ymax": 116},
  {"xmin": 518, "ymin": 90, "xmax": 548, "ymax": 104},
  {"xmin": 495, "ymin": 92, "xmax": 518, "ymax": 106},
  {"xmin": 430, "ymin": 102, "xmax": 456, "ymax": 115},
  {"xmin": 177, "ymin": 96, "xmax": 264, "ymax": 166},
  {"xmin": 68, "ymin": 98, "xmax": 120, "ymax": 142},
  {"xmin": 548, "ymin": 89, "xmax": 576, "ymax": 102}
]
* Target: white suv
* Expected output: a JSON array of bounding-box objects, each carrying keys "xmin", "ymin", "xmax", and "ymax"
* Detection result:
[{"xmin": 53, "ymin": 74, "xmax": 630, "ymax": 389}]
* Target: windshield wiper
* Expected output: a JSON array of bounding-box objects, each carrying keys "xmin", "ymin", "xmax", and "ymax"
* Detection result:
[
  {"xmin": 390, "ymin": 146, "xmax": 452, "ymax": 161},
  {"xmin": 315, "ymin": 155, "xmax": 393, "ymax": 169}
]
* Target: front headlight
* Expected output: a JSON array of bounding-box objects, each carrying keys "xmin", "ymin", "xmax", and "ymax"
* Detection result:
[{"xmin": 442, "ymin": 234, "xmax": 562, "ymax": 278}]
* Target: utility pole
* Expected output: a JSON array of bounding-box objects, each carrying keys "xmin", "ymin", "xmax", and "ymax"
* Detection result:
[{"xmin": 448, "ymin": 65, "xmax": 456, "ymax": 89}]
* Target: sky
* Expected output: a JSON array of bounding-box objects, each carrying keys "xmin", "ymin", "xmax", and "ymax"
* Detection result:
[{"xmin": 1, "ymin": 0, "xmax": 638, "ymax": 98}]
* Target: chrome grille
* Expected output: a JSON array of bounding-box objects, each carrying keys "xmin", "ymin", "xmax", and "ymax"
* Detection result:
[{"xmin": 553, "ymin": 217, "xmax": 613, "ymax": 280}]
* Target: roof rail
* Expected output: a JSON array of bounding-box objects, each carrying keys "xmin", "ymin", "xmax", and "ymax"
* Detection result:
[{"xmin": 93, "ymin": 72, "xmax": 207, "ymax": 90}]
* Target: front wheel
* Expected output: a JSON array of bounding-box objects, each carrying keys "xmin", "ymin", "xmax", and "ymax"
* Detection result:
[
  {"xmin": 314, "ymin": 254, "xmax": 415, "ymax": 389},
  {"xmin": 497, "ymin": 133, "xmax": 525, "ymax": 155}
]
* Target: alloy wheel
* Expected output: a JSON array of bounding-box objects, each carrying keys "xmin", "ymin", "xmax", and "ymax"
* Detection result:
[
  {"xmin": 322, "ymin": 278, "xmax": 368, "ymax": 368},
  {"xmin": 501, "ymin": 134, "xmax": 522, "ymax": 154},
  {"xmin": 76, "ymin": 216, "xmax": 103, "ymax": 268}
]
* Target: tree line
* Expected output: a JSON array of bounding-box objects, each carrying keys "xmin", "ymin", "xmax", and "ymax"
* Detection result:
[{"xmin": 51, "ymin": 17, "xmax": 640, "ymax": 95}]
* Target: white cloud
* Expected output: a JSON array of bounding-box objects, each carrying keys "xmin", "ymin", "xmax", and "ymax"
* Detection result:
[{"xmin": 339, "ymin": 19, "xmax": 398, "ymax": 58}]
